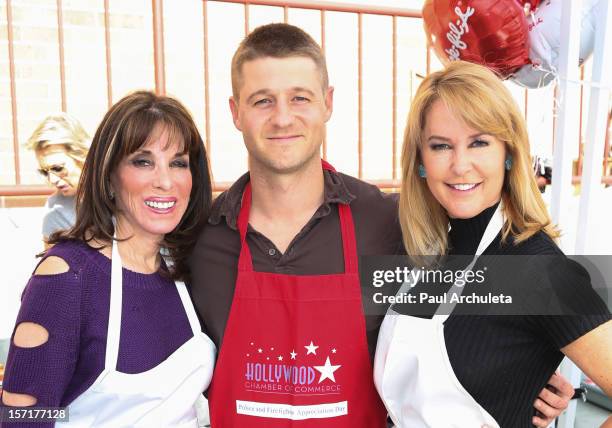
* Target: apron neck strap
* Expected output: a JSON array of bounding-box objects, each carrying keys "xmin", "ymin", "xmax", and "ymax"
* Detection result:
[
  {"xmin": 434, "ymin": 202, "xmax": 505, "ymax": 320},
  {"xmin": 473, "ymin": 202, "xmax": 505, "ymax": 257},
  {"xmin": 175, "ymin": 281, "xmax": 205, "ymax": 334},
  {"xmin": 107, "ymin": 226, "xmax": 123, "ymax": 370},
  {"xmin": 237, "ymin": 160, "xmax": 358, "ymax": 274},
  {"xmin": 237, "ymin": 183, "xmax": 254, "ymax": 272},
  {"xmin": 338, "ymin": 203, "xmax": 358, "ymax": 274}
]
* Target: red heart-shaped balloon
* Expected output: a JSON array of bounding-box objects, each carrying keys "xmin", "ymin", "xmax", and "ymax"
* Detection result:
[{"xmin": 423, "ymin": 0, "xmax": 531, "ymax": 78}]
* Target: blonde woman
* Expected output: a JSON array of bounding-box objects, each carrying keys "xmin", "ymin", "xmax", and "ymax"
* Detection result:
[
  {"xmin": 374, "ymin": 61, "xmax": 611, "ymax": 427},
  {"xmin": 26, "ymin": 113, "xmax": 90, "ymax": 243}
]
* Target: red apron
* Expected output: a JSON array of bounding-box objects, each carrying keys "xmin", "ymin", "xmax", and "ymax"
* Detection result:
[{"xmin": 208, "ymin": 161, "xmax": 387, "ymax": 427}]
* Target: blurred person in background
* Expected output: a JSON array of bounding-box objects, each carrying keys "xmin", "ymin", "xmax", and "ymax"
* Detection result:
[{"xmin": 26, "ymin": 113, "xmax": 90, "ymax": 246}]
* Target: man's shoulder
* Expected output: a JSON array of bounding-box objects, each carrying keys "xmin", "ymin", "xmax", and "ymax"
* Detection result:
[
  {"xmin": 335, "ymin": 172, "xmax": 403, "ymax": 255},
  {"xmin": 208, "ymin": 172, "xmax": 250, "ymax": 228},
  {"xmin": 337, "ymin": 172, "xmax": 398, "ymax": 209},
  {"xmin": 199, "ymin": 192, "xmax": 239, "ymax": 237},
  {"xmin": 210, "ymin": 190, "xmax": 229, "ymax": 223}
]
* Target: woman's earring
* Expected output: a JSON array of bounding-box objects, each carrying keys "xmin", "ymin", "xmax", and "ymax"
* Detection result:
[
  {"xmin": 418, "ymin": 164, "xmax": 427, "ymax": 178},
  {"xmin": 505, "ymin": 156, "xmax": 513, "ymax": 171},
  {"xmin": 109, "ymin": 190, "xmax": 115, "ymax": 200}
]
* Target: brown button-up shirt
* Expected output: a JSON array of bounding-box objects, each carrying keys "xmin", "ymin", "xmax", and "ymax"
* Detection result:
[{"xmin": 188, "ymin": 169, "xmax": 403, "ymax": 358}]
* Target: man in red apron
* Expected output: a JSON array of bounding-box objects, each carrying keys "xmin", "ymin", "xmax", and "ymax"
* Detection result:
[
  {"xmin": 189, "ymin": 23, "xmax": 573, "ymax": 427},
  {"xmin": 194, "ymin": 23, "xmax": 389, "ymax": 427}
]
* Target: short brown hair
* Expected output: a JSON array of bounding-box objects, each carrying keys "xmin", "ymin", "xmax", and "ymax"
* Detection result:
[
  {"xmin": 49, "ymin": 91, "xmax": 212, "ymax": 281},
  {"xmin": 231, "ymin": 23, "xmax": 328, "ymax": 99}
]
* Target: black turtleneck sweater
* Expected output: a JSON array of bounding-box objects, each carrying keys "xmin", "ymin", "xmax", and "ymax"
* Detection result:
[{"xmin": 438, "ymin": 203, "xmax": 611, "ymax": 427}]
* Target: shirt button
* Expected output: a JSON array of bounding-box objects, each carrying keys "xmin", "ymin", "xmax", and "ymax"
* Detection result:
[{"xmin": 268, "ymin": 248, "xmax": 276, "ymax": 256}]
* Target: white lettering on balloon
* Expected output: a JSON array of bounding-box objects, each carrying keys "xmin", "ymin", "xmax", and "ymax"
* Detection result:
[
  {"xmin": 444, "ymin": 6, "xmax": 475, "ymax": 61},
  {"xmin": 528, "ymin": 17, "xmax": 543, "ymax": 32}
]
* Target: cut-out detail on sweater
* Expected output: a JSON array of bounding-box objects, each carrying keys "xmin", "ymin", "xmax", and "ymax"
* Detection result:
[
  {"xmin": 13, "ymin": 322, "xmax": 49, "ymax": 348},
  {"xmin": 33, "ymin": 255, "xmax": 70, "ymax": 276}
]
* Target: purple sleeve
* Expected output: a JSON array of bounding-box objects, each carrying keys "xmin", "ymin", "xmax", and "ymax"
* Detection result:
[{"xmin": 1, "ymin": 256, "xmax": 81, "ymax": 428}]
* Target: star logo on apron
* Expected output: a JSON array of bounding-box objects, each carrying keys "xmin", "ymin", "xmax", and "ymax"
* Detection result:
[
  {"xmin": 244, "ymin": 340, "xmax": 343, "ymax": 394},
  {"xmin": 314, "ymin": 357, "xmax": 342, "ymax": 383}
]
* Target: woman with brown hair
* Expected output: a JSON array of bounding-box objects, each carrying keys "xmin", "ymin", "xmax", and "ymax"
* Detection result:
[
  {"xmin": 1, "ymin": 91, "xmax": 215, "ymax": 427},
  {"xmin": 374, "ymin": 61, "xmax": 611, "ymax": 427}
]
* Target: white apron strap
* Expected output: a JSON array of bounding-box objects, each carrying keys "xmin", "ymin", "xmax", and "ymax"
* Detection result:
[
  {"xmin": 106, "ymin": 229, "xmax": 123, "ymax": 370},
  {"xmin": 435, "ymin": 203, "xmax": 505, "ymax": 321},
  {"xmin": 162, "ymin": 251, "xmax": 202, "ymax": 335},
  {"xmin": 175, "ymin": 281, "xmax": 203, "ymax": 335}
]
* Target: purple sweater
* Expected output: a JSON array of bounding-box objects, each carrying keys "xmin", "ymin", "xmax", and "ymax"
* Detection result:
[{"xmin": 1, "ymin": 240, "xmax": 193, "ymax": 427}]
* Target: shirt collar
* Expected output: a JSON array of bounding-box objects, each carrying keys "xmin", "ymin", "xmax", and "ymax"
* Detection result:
[{"xmin": 209, "ymin": 168, "xmax": 356, "ymax": 230}]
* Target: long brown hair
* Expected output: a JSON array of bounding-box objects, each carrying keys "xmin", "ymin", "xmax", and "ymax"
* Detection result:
[
  {"xmin": 399, "ymin": 61, "xmax": 558, "ymax": 260},
  {"xmin": 49, "ymin": 91, "xmax": 212, "ymax": 281}
]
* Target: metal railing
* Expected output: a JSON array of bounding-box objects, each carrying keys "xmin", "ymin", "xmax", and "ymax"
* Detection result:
[{"xmin": 1, "ymin": 0, "xmax": 610, "ymax": 198}]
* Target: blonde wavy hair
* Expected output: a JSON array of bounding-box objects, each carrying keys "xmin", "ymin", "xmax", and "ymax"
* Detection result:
[
  {"xmin": 399, "ymin": 61, "xmax": 559, "ymax": 259},
  {"xmin": 26, "ymin": 113, "xmax": 90, "ymax": 166}
]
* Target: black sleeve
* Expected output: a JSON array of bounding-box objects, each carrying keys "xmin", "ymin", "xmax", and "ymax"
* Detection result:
[{"xmin": 529, "ymin": 256, "xmax": 611, "ymax": 349}]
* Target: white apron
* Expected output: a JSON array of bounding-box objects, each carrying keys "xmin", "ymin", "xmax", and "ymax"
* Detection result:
[
  {"xmin": 374, "ymin": 205, "xmax": 504, "ymax": 428},
  {"xmin": 58, "ymin": 238, "xmax": 216, "ymax": 428}
]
